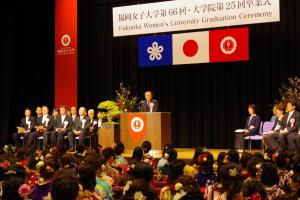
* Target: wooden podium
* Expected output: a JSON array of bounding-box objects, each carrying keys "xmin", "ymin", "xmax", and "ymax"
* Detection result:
[
  {"xmin": 120, "ymin": 112, "xmax": 172, "ymax": 151},
  {"xmin": 98, "ymin": 124, "xmax": 120, "ymax": 148}
]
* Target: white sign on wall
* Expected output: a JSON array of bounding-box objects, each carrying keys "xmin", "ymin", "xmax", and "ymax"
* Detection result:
[{"xmin": 113, "ymin": 0, "xmax": 280, "ymax": 37}]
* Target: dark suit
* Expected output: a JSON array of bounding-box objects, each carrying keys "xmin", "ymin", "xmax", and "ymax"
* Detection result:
[
  {"xmin": 283, "ymin": 111, "xmax": 300, "ymax": 152},
  {"xmin": 264, "ymin": 116, "xmax": 284, "ymax": 150},
  {"xmin": 51, "ymin": 115, "xmax": 73, "ymax": 147},
  {"xmin": 140, "ymin": 99, "xmax": 159, "ymax": 112},
  {"xmin": 68, "ymin": 116, "xmax": 91, "ymax": 148},
  {"xmin": 12, "ymin": 116, "xmax": 36, "ymax": 147},
  {"xmin": 87, "ymin": 118, "xmax": 100, "ymax": 148},
  {"xmin": 235, "ymin": 115, "xmax": 261, "ymax": 149},
  {"xmin": 25, "ymin": 115, "xmax": 54, "ymax": 150}
]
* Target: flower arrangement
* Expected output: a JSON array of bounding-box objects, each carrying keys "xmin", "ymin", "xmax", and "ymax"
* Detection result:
[
  {"xmin": 115, "ymin": 82, "xmax": 139, "ymax": 113},
  {"xmin": 18, "ymin": 184, "xmax": 31, "ymax": 199},
  {"xmin": 183, "ymin": 165, "xmax": 198, "ymax": 178},
  {"xmin": 173, "ymin": 182, "xmax": 187, "ymax": 200},
  {"xmin": 274, "ymin": 76, "xmax": 300, "ymax": 110},
  {"xmin": 98, "ymin": 82, "xmax": 139, "ymax": 124},
  {"xmin": 133, "ymin": 191, "xmax": 146, "ymax": 200}
]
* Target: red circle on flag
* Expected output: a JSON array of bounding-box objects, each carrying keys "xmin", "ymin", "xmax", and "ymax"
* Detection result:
[{"xmin": 183, "ymin": 40, "xmax": 198, "ymax": 57}]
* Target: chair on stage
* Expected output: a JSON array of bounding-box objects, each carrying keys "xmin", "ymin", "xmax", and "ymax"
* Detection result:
[{"xmin": 244, "ymin": 121, "xmax": 274, "ymax": 150}]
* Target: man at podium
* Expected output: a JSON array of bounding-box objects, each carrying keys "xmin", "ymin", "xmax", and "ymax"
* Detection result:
[{"xmin": 140, "ymin": 91, "xmax": 159, "ymax": 112}]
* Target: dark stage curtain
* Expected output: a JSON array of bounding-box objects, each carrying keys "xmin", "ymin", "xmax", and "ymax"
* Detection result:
[
  {"xmin": 0, "ymin": 0, "xmax": 54, "ymax": 146},
  {"xmin": 77, "ymin": 0, "xmax": 300, "ymax": 148}
]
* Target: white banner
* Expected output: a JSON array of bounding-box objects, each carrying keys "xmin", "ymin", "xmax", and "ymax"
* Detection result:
[{"xmin": 113, "ymin": 0, "xmax": 280, "ymax": 37}]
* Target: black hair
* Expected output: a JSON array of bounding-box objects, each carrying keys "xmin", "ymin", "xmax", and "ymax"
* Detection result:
[
  {"xmin": 216, "ymin": 152, "xmax": 227, "ymax": 166},
  {"xmin": 114, "ymin": 141, "xmax": 125, "ymax": 155},
  {"xmin": 51, "ymin": 169, "xmax": 79, "ymax": 200},
  {"xmin": 131, "ymin": 146, "xmax": 144, "ymax": 164},
  {"xmin": 276, "ymin": 152, "xmax": 289, "ymax": 169},
  {"xmin": 198, "ymin": 152, "xmax": 214, "ymax": 174},
  {"xmin": 141, "ymin": 141, "xmax": 152, "ymax": 154},
  {"xmin": 242, "ymin": 179, "xmax": 267, "ymax": 200},
  {"xmin": 247, "ymin": 156, "xmax": 263, "ymax": 178},
  {"xmin": 132, "ymin": 162, "xmax": 153, "ymax": 182},
  {"xmin": 227, "ymin": 149, "xmax": 240, "ymax": 164},
  {"xmin": 120, "ymin": 178, "xmax": 158, "ymax": 200},
  {"xmin": 162, "ymin": 144, "xmax": 173, "ymax": 157},
  {"xmin": 39, "ymin": 158, "xmax": 60, "ymax": 180},
  {"xmin": 168, "ymin": 160, "xmax": 185, "ymax": 184},
  {"xmin": 166, "ymin": 148, "xmax": 178, "ymax": 163},
  {"xmin": 78, "ymin": 164, "xmax": 96, "ymax": 191},
  {"xmin": 240, "ymin": 152, "xmax": 252, "ymax": 169},
  {"xmin": 218, "ymin": 163, "xmax": 243, "ymax": 200},
  {"xmin": 191, "ymin": 146, "xmax": 203, "ymax": 165},
  {"xmin": 102, "ymin": 147, "xmax": 115, "ymax": 163},
  {"xmin": 176, "ymin": 175, "xmax": 204, "ymax": 200},
  {"xmin": 261, "ymin": 162, "xmax": 279, "ymax": 187},
  {"xmin": 2, "ymin": 176, "xmax": 24, "ymax": 200}
]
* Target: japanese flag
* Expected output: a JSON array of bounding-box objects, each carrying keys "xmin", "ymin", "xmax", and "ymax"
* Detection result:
[{"xmin": 172, "ymin": 31, "xmax": 209, "ymax": 65}]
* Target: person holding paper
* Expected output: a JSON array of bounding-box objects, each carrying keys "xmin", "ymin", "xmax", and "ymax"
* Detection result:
[
  {"xmin": 50, "ymin": 105, "xmax": 73, "ymax": 147},
  {"xmin": 235, "ymin": 104, "xmax": 261, "ymax": 152},
  {"xmin": 25, "ymin": 105, "xmax": 54, "ymax": 150},
  {"xmin": 263, "ymin": 104, "xmax": 285, "ymax": 150},
  {"xmin": 68, "ymin": 107, "xmax": 91, "ymax": 150},
  {"xmin": 12, "ymin": 108, "xmax": 36, "ymax": 147},
  {"xmin": 140, "ymin": 91, "xmax": 159, "ymax": 112}
]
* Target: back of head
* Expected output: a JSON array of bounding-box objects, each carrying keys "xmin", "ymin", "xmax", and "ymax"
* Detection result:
[
  {"xmin": 168, "ymin": 160, "xmax": 186, "ymax": 184},
  {"xmin": 242, "ymin": 179, "xmax": 267, "ymax": 200},
  {"xmin": 2, "ymin": 176, "xmax": 24, "ymax": 200},
  {"xmin": 175, "ymin": 175, "xmax": 204, "ymax": 200},
  {"xmin": 51, "ymin": 169, "xmax": 79, "ymax": 200},
  {"xmin": 114, "ymin": 141, "xmax": 125, "ymax": 156},
  {"xmin": 261, "ymin": 162, "xmax": 279, "ymax": 187},
  {"xmin": 227, "ymin": 149, "xmax": 240, "ymax": 164},
  {"xmin": 141, "ymin": 141, "xmax": 152, "ymax": 154},
  {"xmin": 131, "ymin": 147, "xmax": 144, "ymax": 162},
  {"xmin": 218, "ymin": 163, "xmax": 243, "ymax": 199},
  {"xmin": 121, "ymin": 178, "xmax": 158, "ymax": 200},
  {"xmin": 78, "ymin": 164, "xmax": 96, "ymax": 191},
  {"xmin": 166, "ymin": 148, "xmax": 178, "ymax": 163},
  {"xmin": 132, "ymin": 162, "xmax": 153, "ymax": 182}
]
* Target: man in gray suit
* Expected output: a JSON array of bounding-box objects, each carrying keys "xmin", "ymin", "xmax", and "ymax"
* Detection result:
[{"xmin": 140, "ymin": 91, "xmax": 159, "ymax": 112}]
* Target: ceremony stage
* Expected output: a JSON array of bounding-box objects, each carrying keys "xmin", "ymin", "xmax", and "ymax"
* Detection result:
[{"xmin": 123, "ymin": 148, "xmax": 261, "ymax": 160}]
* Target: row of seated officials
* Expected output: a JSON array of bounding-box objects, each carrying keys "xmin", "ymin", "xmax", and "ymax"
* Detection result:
[
  {"xmin": 12, "ymin": 105, "xmax": 101, "ymax": 151},
  {"xmin": 235, "ymin": 101, "xmax": 300, "ymax": 154}
]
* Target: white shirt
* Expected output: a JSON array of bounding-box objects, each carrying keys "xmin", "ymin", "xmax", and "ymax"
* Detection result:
[
  {"xmin": 42, "ymin": 115, "xmax": 48, "ymax": 124},
  {"xmin": 287, "ymin": 111, "xmax": 295, "ymax": 123},
  {"xmin": 61, "ymin": 115, "xmax": 66, "ymax": 124}
]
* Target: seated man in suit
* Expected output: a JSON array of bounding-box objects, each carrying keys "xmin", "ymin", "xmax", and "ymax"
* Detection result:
[
  {"xmin": 140, "ymin": 91, "xmax": 159, "ymax": 112},
  {"xmin": 281, "ymin": 101, "xmax": 300, "ymax": 153},
  {"xmin": 264, "ymin": 104, "xmax": 285, "ymax": 150},
  {"xmin": 51, "ymin": 105, "xmax": 73, "ymax": 147},
  {"xmin": 12, "ymin": 108, "xmax": 36, "ymax": 147},
  {"xmin": 87, "ymin": 109, "xmax": 99, "ymax": 148},
  {"xmin": 35, "ymin": 106, "xmax": 42, "ymax": 119},
  {"xmin": 25, "ymin": 105, "xmax": 54, "ymax": 150},
  {"xmin": 68, "ymin": 107, "xmax": 91, "ymax": 150},
  {"xmin": 70, "ymin": 106, "xmax": 77, "ymax": 123},
  {"xmin": 235, "ymin": 104, "xmax": 261, "ymax": 152}
]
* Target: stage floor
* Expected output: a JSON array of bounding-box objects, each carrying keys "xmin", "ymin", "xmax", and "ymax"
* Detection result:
[{"xmin": 123, "ymin": 148, "xmax": 262, "ymax": 160}]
